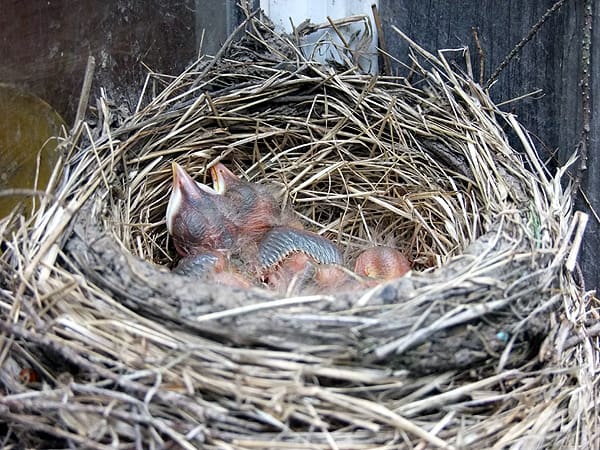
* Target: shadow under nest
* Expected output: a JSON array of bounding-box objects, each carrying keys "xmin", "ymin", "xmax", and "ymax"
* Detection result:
[{"xmin": 0, "ymin": 12, "xmax": 588, "ymax": 450}]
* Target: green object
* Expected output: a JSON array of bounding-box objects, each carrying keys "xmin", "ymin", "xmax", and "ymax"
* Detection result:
[{"xmin": 0, "ymin": 84, "xmax": 65, "ymax": 217}]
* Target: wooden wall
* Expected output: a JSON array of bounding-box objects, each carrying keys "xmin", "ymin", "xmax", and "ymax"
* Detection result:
[
  {"xmin": 0, "ymin": 1, "xmax": 198, "ymax": 124},
  {"xmin": 380, "ymin": 0, "xmax": 598, "ymax": 290}
]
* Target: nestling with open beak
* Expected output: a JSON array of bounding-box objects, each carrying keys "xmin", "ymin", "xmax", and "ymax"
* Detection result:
[{"xmin": 166, "ymin": 162, "xmax": 238, "ymax": 257}]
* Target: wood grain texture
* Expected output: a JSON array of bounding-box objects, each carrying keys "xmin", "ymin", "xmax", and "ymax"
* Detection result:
[
  {"xmin": 381, "ymin": 0, "xmax": 598, "ymax": 289},
  {"xmin": 0, "ymin": 0, "xmax": 197, "ymax": 123}
]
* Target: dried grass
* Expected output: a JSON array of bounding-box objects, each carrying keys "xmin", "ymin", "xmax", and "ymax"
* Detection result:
[{"xmin": 0, "ymin": 9, "xmax": 597, "ymax": 450}]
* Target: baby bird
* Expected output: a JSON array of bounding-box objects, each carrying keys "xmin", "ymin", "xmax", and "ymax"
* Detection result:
[
  {"xmin": 210, "ymin": 163, "xmax": 332, "ymax": 288},
  {"xmin": 173, "ymin": 251, "xmax": 253, "ymax": 288},
  {"xmin": 172, "ymin": 250, "xmax": 227, "ymax": 276},
  {"xmin": 210, "ymin": 162, "xmax": 301, "ymax": 242},
  {"xmin": 265, "ymin": 252, "xmax": 366, "ymax": 294},
  {"xmin": 166, "ymin": 162, "xmax": 237, "ymax": 256},
  {"xmin": 354, "ymin": 246, "xmax": 411, "ymax": 281},
  {"xmin": 259, "ymin": 225, "xmax": 346, "ymax": 292},
  {"xmin": 258, "ymin": 225, "xmax": 343, "ymax": 274},
  {"xmin": 167, "ymin": 161, "xmax": 409, "ymax": 294},
  {"xmin": 263, "ymin": 252, "xmax": 315, "ymax": 293}
]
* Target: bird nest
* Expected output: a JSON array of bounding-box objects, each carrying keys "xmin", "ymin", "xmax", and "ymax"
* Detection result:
[{"xmin": 0, "ymin": 11, "xmax": 596, "ymax": 449}]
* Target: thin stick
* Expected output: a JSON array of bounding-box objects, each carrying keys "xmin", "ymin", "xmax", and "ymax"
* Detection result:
[
  {"xmin": 572, "ymin": 0, "xmax": 593, "ymax": 201},
  {"xmin": 195, "ymin": 295, "xmax": 333, "ymax": 322},
  {"xmin": 471, "ymin": 27, "xmax": 485, "ymax": 86},
  {"xmin": 73, "ymin": 55, "xmax": 96, "ymax": 130},
  {"xmin": 372, "ymin": 4, "xmax": 392, "ymax": 76},
  {"xmin": 485, "ymin": 0, "xmax": 567, "ymax": 88}
]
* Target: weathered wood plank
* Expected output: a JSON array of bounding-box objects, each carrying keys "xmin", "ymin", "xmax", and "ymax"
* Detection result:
[
  {"xmin": 381, "ymin": 0, "xmax": 598, "ymax": 289},
  {"xmin": 0, "ymin": 0, "xmax": 197, "ymax": 124}
]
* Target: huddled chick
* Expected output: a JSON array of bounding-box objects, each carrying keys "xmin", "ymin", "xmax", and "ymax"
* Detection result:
[{"xmin": 166, "ymin": 161, "xmax": 411, "ymax": 292}]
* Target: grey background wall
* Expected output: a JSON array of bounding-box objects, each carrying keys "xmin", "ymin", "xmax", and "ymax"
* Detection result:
[
  {"xmin": 0, "ymin": 0, "xmax": 199, "ymax": 123},
  {"xmin": 1, "ymin": 0, "xmax": 597, "ymax": 288},
  {"xmin": 379, "ymin": 0, "xmax": 598, "ymax": 291}
]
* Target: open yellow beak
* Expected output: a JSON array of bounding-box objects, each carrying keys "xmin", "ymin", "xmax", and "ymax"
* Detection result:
[
  {"xmin": 210, "ymin": 162, "xmax": 239, "ymax": 194},
  {"xmin": 167, "ymin": 162, "xmax": 217, "ymax": 234}
]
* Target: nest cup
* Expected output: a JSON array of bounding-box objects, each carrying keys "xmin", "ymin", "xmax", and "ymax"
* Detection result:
[
  {"xmin": 0, "ymin": 12, "xmax": 592, "ymax": 450},
  {"xmin": 123, "ymin": 84, "xmax": 479, "ymax": 271},
  {"xmin": 94, "ymin": 16, "xmax": 572, "ymax": 372},
  {"xmin": 121, "ymin": 68, "xmax": 497, "ymax": 272}
]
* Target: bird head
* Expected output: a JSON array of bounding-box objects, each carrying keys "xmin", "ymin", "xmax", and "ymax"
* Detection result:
[
  {"xmin": 167, "ymin": 162, "xmax": 218, "ymax": 234},
  {"xmin": 210, "ymin": 162, "xmax": 241, "ymax": 195},
  {"xmin": 210, "ymin": 162, "xmax": 287, "ymax": 237},
  {"xmin": 354, "ymin": 246, "xmax": 411, "ymax": 280},
  {"xmin": 173, "ymin": 250, "xmax": 254, "ymax": 288},
  {"xmin": 166, "ymin": 162, "xmax": 237, "ymax": 256}
]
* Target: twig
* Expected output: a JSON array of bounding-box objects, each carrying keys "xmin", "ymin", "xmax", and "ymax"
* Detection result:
[
  {"xmin": 195, "ymin": 295, "xmax": 333, "ymax": 322},
  {"xmin": 0, "ymin": 189, "xmax": 57, "ymax": 200},
  {"xmin": 566, "ymin": 211, "xmax": 589, "ymax": 271},
  {"xmin": 562, "ymin": 321, "xmax": 600, "ymax": 350},
  {"xmin": 471, "ymin": 27, "xmax": 485, "ymax": 86},
  {"xmin": 485, "ymin": 0, "xmax": 567, "ymax": 88},
  {"xmin": 371, "ymin": 4, "xmax": 392, "ymax": 76},
  {"xmin": 73, "ymin": 55, "xmax": 96, "ymax": 131},
  {"xmin": 572, "ymin": 0, "xmax": 593, "ymax": 201}
]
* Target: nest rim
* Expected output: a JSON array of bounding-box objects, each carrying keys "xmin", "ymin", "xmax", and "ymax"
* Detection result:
[{"xmin": 0, "ymin": 11, "xmax": 592, "ymax": 450}]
